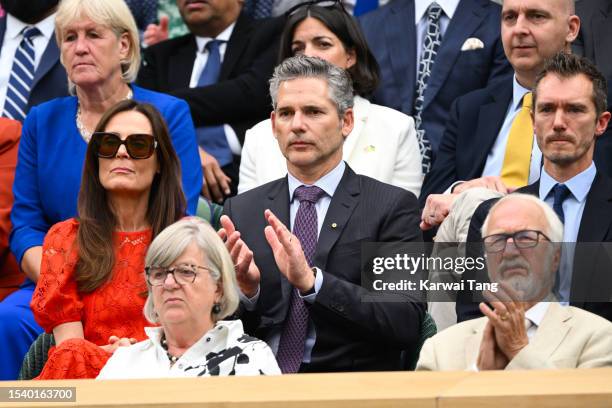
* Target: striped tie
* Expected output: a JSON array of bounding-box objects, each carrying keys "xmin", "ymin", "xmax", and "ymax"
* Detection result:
[{"xmin": 2, "ymin": 26, "xmax": 41, "ymax": 122}]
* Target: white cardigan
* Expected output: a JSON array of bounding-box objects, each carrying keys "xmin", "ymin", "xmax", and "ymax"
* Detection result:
[
  {"xmin": 97, "ymin": 320, "xmax": 280, "ymax": 379},
  {"xmin": 238, "ymin": 96, "xmax": 423, "ymax": 197}
]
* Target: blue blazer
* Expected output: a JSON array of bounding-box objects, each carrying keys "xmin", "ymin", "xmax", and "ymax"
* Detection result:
[
  {"xmin": 419, "ymin": 79, "xmax": 512, "ymax": 201},
  {"xmin": 0, "ymin": 16, "xmax": 69, "ymax": 113},
  {"xmin": 359, "ymin": 0, "xmax": 512, "ymax": 153},
  {"xmin": 9, "ymin": 85, "xmax": 202, "ymax": 264}
]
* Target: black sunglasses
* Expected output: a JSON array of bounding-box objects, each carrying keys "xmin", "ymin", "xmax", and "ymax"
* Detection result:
[
  {"xmin": 91, "ymin": 132, "xmax": 158, "ymax": 160},
  {"xmin": 286, "ymin": 0, "xmax": 347, "ymax": 16}
]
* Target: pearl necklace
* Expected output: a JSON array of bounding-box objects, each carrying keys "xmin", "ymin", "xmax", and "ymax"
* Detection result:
[
  {"xmin": 76, "ymin": 88, "xmax": 133, "ymax": 143},
  {"xmin": 160, "ymin": 333, "xmax": 180, "ymax": 365}
]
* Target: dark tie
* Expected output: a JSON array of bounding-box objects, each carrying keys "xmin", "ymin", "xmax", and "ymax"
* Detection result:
[
  {"xmin": 414, "ymin": 2, "xmax": 443, "ymax": 174},
  {"xmin": 2, "ymin": 26, "xmax": 41, "ymax": 122},
  {"xmin": 276, "ymin": 185, "xmax": 325, "ymax": 374},
  {"xmin": 195, "ymin": 39, "xmax": 233, "ymax": 167},
  {"xmin": 552, "ymin": 183, "xmax": 571, "ymax": 224},
  {"xmin": 551, "ymin": 183, "xmax": 571, "ymax": 298}
]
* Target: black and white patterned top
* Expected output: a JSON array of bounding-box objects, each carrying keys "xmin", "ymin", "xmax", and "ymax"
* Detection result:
[{"xmin": 97, "ymin": 320, "xmax": 280, "ymax": 379}]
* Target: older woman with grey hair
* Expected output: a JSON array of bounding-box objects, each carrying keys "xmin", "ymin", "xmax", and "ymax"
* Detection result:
[
  {"xmin": 6, "ymin": 0, "xmax": 201, "ymax": 380},
  {"xmin": 97, "ymin": 218, "xmax": 280, "ymax": 378}
]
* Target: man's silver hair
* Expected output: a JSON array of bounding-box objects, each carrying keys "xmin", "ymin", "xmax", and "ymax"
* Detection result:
[
  {"xmin": 482, "ymin": 193, "xmax": 564, "ymax": 242},
  {"xmin": 269, "ymin": 55, "xmax": 354, "ymax": 117}
]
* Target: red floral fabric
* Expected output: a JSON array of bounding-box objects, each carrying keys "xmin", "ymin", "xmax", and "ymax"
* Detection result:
[{"xmin": 31, "ymin": 218, "xmax": 152, "ymax": 379}]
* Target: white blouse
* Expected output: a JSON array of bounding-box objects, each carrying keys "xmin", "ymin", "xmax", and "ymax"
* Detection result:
[{"xmin": 97, "ymin": 320, "xmax": 280, "ymax": 379}]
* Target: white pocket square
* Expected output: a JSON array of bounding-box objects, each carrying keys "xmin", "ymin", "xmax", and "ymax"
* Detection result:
[{"xmin": 461, "ymin": 37, "xmax": 484, "ymax": 51}]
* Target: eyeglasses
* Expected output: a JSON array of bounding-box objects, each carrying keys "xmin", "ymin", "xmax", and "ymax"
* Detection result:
[
  {"xmin": 286, "ymin": 0, "xmax": 347, "ymax": 16},
  {"xmin": 91, "ymin": 132, "xmax": 158, "ymax": 160},
  {"xmin": 145, "ymin": 264, "xmax": 210, "ymax": 286},
  {"xmin": 482, "ymin": 229, "xmax": 552, "ymax": 253}
]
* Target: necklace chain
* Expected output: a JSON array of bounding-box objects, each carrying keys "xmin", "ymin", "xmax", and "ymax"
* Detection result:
[
  {"xmin": 76, "ymin": 88, "xmax": 133, "ymax": 143},
  {"xmin": 160, "ymin": 332, "xmax": 180, "ymax": 365}
]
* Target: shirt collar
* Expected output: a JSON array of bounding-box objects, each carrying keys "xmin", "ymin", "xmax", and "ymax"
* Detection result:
[
  {"xmin": 539, "ymin": 162, "xmax": 596, "ymax": 203},
  {"xmin": 511, "ymin": 74, "xmax": 532, "ymax": 111},
  {"xmin": 288, "ymin": 160, "xmax": 346, "ymax": 203},
  {"xmin": 195, "ymin": 21, "xmax": 235, "ymax": 53},
  {"xmin": 6, "ymin": 12, "xmax": 56, "ymax": 41},
  {"xmin": 525, "ymin": 301, "xmax": 552, "ymax": 328},
  {"xmin": 414, "ymin": 0, "xmax": 459, "ymax": 25}
]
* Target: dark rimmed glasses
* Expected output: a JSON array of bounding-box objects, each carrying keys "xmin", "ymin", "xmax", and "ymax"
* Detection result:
[
  {"xmin": 482, "ymin": 229, "xmax": 552, "ymax": 254},
  {"xmin": 91, "ymin": 131, "xmax": 158, "ymax": 160},
  {"xmin": 145, "ymin": 264, "xmax": 210, "ymax": 286},
  {"xmin": 286, "ymin": 0, "xmax": 347, "ymax": 16}
]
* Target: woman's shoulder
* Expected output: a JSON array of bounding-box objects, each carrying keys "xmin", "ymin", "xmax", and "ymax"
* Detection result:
[
  {"xmin": 357, "ymin": 97, "xmax": 413, "ymax": 124},
  {"xmin": 28, "ymin": 96, "xmax": 77, "ymax": 119},
  {"xmin": 131, "ymin": 85, "xmax": 188, "ymax": 111},
  {"xmin": 47, "ymin": 218, "xmax": 79, "ymax": 237}
]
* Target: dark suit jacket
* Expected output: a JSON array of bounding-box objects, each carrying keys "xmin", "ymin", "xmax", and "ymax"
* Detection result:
[
  {"xmin": 419, "ymin": 79, "xmax": 513, "ymax": 202},
  {"xmin": 573, "ymin": 0, "xmax": 612, "ymax": 179},
  {"xmin": 223, "ymin": 165, "xmax": 426, "ymax": 372},
  {"xmin": 137, "ymin": 13, "xmax": 283, "ymax": 143},
  {"xmin": 0, "ymin": 16, "xmax": 68, "ymax": 114},
  {"xmin": 457, "ymin": 173, "xmax": 612, "ymax": 322},
  {"xmin": 359, "ymin": 0, "xmax": 511, "ymax": 153}
]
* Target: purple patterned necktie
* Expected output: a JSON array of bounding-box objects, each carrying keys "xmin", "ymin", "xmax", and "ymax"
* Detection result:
[{"xmin": 276, "ymin": 185, "xmax": 325, "ymax": 373}]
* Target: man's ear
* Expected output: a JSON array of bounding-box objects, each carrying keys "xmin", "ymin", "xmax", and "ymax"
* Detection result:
[
  {"xmin": 566, "ymin": 15, "xmax": 580, "ymax": 43},
  {"xmin": 270, "ymin": 110, "xmax": 278, "ymax": 139},
  {"xmin": 595, "ymin": 111, "xmax": 611, "ymax": 138},
  {"xmin": 341, "ymin": 108, "xmax": 354, "ymax": 139}
]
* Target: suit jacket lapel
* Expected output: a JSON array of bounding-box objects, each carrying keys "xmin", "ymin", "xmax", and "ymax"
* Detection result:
[
  {"xmin": 169, "ymin": 36, "xmax": 196, "ymax": 89},
  {"xmin": 471, "ymin": 81, "xmax": 513, "ymax": 175},
  {"xmin": 266, "ymin": 177, "xmax": 293, "ymax": 302},
  {"xmin": 424, "ymin": 0, "xmax": 484, "ymax": 111},
  {"xmin": 313, "ymin": 167, "xmax": 360, "ymax": 269},
  {"xmin": 32, "ymin": 35, "xmax": 61, "ymax": 89},
  {"xmin": 0, "ymin": 17, "xmax": 6, "ymax": 55},
  {"xmin": 577, "ymin": 173, "xmax": 612, "ymax": 242},
  {"xmin": 220, "ymin": 13, "xmax": 252, "ymax": 80},
  {"xmin": 529, "ymin": 303, "xmax": 571, "ymax": 359},
  {"xmin": 387, "ymin": 0, "xmax": 417, "ymax": 114}
]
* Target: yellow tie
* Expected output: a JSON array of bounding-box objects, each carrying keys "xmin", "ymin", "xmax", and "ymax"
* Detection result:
[{"xmin": 501, "ymin": 92, "xmax": 533, "ymax": 188}]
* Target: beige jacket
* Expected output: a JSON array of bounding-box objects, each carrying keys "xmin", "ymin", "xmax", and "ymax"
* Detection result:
[{"xmin": 417, "ymin": 303, "xmax": 612, "ymax": 371}]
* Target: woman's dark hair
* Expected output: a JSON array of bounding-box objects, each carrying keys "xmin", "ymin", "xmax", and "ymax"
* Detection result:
[
  {"xmin": 75, "ymin": 99, "xmax": 186, "ymax": 292},
  {"xmin": 279, "ymin": 4, "xmax": 380, "ymax": 96}
]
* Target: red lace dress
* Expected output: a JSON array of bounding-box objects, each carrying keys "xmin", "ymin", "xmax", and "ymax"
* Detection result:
[{"xmin": 31, "ymin": 218, "xmax": 152, "ymax": 379}]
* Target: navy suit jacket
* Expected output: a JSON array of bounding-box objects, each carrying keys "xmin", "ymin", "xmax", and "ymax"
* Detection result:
[
  {"xmin": 359, "ymin": 0, "xmax": 511, "ymax": 153},
  {"xmin": 0, "ymin": 16, "xmax": 68, "ymax": 114},
  {"xmin": 420, "ymin": 78, "xmax": 513, "ymax": 202},
  {"xmin": 224, "ymin": 165, "xmax": 425, "ymax": 372},
  {"xmin": 137, "ymin": 13, "xmax": 283, "ymax": 144},
  {"xmin": 458, "ymin": 173, "xmax": 612, "ymax": 323},
  {"xmin": 573, "ymin": 0, "xmax": 612, "ymax": 179}
]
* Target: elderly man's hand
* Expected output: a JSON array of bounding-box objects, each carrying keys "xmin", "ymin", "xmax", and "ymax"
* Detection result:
[
  {"xmin": 477, "ymin": 321, "xmax": 509, "ymax": 370},
  {"xmin": 452, "ymin": 176, "xmax": 510, "ymax": 195},
  {"xmin": 200, "ymin": 147, "xmax": 232, "ymax": 204},
  {"xmin": 218, "ymin": 215, "xmax": 260, "ymax": 298},
  {"xmin": 480, "ymin": 286, "xmax": 530, "ymax": 360},
  {"xmin": 420, "ymin": 193, "xmax": 457, "ymax": 230},
  {"xmin": 264, "ymin": 209, "xmax": 315, "ymax": 293}
]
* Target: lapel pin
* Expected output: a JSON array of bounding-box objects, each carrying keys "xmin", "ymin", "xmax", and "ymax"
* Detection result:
[
  {"xmin": 364, "ymin": 145, "xmax": 376, "ymax": 153},
  {"xmin": 331, "ymin": 223, "xmax": 338, "ymax": 229}
]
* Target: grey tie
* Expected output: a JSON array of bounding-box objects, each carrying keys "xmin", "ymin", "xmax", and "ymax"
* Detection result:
[{"xmin": 414, "ymin": 2, "xmax": 443, "ymax": 174}]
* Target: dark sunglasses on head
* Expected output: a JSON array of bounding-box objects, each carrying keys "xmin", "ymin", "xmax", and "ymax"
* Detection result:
[
  {"xmin": 286, "ymin": 0, "xmax": 347, "ymax": 16},
  {"xmin": 91, "ymin": 132, "xmax": 158, "ymax": 160}
]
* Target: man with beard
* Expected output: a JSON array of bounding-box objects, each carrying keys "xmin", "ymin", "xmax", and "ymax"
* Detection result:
[
  {"xmin": 0, "ymin": 0, "xmax": 67, "ymax": 122},
  {"xmin": 460, "ymin": 53, "xmax": 612, "ymax": 323},
  {"xmin": 417, "ymin": 193, "xmax": 612, "ymax": 371}
]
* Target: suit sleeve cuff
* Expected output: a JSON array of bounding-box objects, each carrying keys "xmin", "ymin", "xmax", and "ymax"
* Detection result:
[
  {"xmin": 239, "ymin": 285, "xmax": 260, "ymax": 311},
  {"xmin": 299, "ymin": 267, "xmax": 323, "ymax": 303}
]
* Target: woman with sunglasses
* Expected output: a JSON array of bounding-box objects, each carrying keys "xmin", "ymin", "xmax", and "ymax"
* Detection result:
[
  {"xmin": 30, "ymin": 100, "xmax": 186, "ymax": 379},
  {"xmin": 238, "ymin": 1, "xmax": 423, "ymax": 196},
  {"xmin": 2, "ymin": 0, "xmax": 201, "ymax": 381},
  {"xmin": 98, "ymin": 217, "xmax": 280, "ymax": 379}
]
